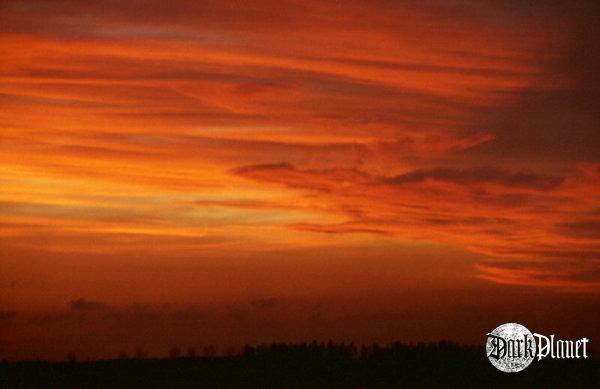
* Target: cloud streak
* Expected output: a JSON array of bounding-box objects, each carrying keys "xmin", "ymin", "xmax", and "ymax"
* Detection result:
[{"xmin": 233, "ymin": 162, "xmax": 599, "ymax": 289}]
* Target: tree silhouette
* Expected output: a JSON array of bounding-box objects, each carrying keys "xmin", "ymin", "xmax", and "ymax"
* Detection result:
[
  {"xmin": 66, "ymin": 352, "xmax": 77, "ymax": 363},
  {"xmin": 202, "ymin": 345, "xmax": 216, "ymax": 357},
  {"xmin": 135, "ymin": 348, "xmax": 146, "ymax": 359},
  {"xmin": 168, "ymin": 347, "xmax": 181, "ymax": 359},
  {"xmin": 2, "ymin": 341, "xmax": 599, "ymax": 387}
]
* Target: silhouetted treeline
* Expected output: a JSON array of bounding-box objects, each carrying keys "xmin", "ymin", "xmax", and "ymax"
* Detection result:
[{"xmin": 1, "ymin": 341, "xmax": 598, "ymax": 388}]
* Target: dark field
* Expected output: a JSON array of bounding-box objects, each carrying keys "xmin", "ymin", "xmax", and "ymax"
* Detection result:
[{"xmin": 1, "ymin": 342, "xmax": 598, "ymax": 388}]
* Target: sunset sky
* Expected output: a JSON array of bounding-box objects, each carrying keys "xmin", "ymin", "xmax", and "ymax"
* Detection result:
[{"xmin": 1, "ymin": 1, "xmax": 599, "ymax": 360}]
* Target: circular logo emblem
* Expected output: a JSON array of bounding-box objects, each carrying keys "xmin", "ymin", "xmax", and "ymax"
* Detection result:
[{"xmin": 486, "ymin": 322, "xmax": 536, "ymax": 373}]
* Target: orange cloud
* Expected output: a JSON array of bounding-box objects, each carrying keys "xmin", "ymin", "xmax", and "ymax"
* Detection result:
[{"xmin": 233, "ymin": 162, "xmax": 599, "ymax": 289}]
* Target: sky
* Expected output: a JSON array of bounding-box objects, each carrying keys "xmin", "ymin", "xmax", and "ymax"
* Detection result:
[{"xmin": 0, "ymin": 1, "xmax": 599, "ymax": 360}]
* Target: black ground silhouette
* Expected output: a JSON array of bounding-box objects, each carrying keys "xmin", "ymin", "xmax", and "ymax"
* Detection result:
[{"xmin": 1, "ymin": 341, "xmax": 598, "ymax": 388}]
